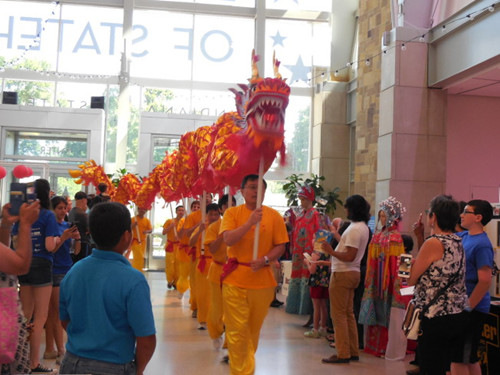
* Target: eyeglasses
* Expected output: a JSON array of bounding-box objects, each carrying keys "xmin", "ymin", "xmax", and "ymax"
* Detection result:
[{"xmin": 462, "ymin": 210, "xmax": 476, "ymax": 215}]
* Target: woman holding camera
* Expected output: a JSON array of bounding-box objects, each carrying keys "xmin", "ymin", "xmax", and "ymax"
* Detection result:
[
  {"xmin": 407, "ymin": 195, "xmax": 468, "ymax": 375},
  {"xmin": 12, "ymin": 179, "xmax": 59, "ymax": 374}
]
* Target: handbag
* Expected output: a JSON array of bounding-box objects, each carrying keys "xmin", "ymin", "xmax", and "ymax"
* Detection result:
[
  {"xmin": 402, "ymin": 238, "xmax": 464, "ymax": 340},
  {"xmin": 402, "ymin": 301, "xmax": 422, "ymax": 340},
  {"xmin": 0, "ymin": 287, "xmax": 20, "ymax": 364}
]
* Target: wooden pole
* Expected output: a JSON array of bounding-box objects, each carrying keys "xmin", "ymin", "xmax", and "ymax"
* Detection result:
[
  {"xmin": 253, "ymin": 156, "xmax": 264, "ymax": 260},
  {"xmin": 201, "ymin": 191, "xmax": 207, "ymax": 254}
]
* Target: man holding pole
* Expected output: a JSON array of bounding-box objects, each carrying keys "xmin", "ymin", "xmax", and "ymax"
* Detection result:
[
  {"xmin": 130, "ymin": 208, "xmax": 153, "ymax": 272},
  {"xmin": 220, "ymin": 174, "xmax": 288, "ymax": 374}
]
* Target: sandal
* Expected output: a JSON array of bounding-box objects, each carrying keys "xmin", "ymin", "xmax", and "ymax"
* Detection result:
[
  {"xmin": 326, "ymin": 334, "xmax": 335, "ymax": 342},
  {"xmin": 329, "ymin": 341, "xmax": 336, "ymax": 348}
]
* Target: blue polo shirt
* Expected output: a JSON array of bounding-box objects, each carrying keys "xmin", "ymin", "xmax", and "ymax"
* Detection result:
[
  {"xmin": 457, "ymin": 231, "xmax": 494, "ymax": 313},
  {"xmin": 59, "ymin": 249, "xmax": 156, "ymax": 364}
]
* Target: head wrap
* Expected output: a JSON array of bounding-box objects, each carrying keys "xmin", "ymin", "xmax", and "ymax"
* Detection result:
[
  {"xmin": 297, "ymin": 186, "xmax": 315, "ymax": 202},
  {"xmin": 379, "ymin": 196, "xmax": 406, "ymax": 227}
]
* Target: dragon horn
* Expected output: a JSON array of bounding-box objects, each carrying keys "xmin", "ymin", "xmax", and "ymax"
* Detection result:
[
  {"xmin": 250, "ymin": 49, "xmax": 261, "ymax": 83},
  {"xmin": 273, "ymin": 51, "xmax": 282, "ymax": 80}
]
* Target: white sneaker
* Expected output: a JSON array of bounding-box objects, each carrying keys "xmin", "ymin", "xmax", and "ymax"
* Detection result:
[{"xmin": 212, "ymin": 336, "xmax": 223, "ymax": 350}]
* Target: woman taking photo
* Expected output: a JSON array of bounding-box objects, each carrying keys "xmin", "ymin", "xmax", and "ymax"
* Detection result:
[
  {"xmin": 13, "ymin": 179, "xmax": 59, "ymax": 374},
  {"xmin": 407, "ymin": 195, "xmax": 468, "ymax": 375}
]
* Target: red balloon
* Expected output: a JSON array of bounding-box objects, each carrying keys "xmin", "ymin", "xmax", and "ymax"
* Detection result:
[
  {"xmin": 0, "ymin": 166, "xmax": 7, "ymax": 180},
  {"xmin": 13, "ymin": 165, "xmax": 29, "ymax": 179},
  {"xmin": 26, "ymin": 167, "xmax": 33, "ymax": 177}
]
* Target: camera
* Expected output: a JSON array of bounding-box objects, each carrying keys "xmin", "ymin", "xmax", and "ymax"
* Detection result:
[
  {"xmin": 398, "ymin": 254, "xmax": 413, "ymax": 278},
  {"xmin": 9, "ymin": 182, "xmax": 36, "ymax": 215}
]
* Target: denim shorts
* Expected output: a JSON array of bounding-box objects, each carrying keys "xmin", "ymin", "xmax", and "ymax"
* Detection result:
[
  {"xmin": 18, "ymin": 257, "xmax": 53, "ymax": 286},
  {"xmin": 60, "ymin": 352, "xmax": 136, "ymax": 375},
  {"xmin": 52, "ymin": 273, "xmax": 66, "ymax": 287}
]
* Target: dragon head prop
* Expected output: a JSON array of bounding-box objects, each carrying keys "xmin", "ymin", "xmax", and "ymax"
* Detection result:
[{"xmin": 244, "ymin": 51, "xmax": 290, "ymax": 150}]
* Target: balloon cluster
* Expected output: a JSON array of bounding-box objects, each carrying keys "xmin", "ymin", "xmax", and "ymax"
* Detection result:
[{"xmin": 0, "ymin": 165, "xmax": 34, "ymax": 180}]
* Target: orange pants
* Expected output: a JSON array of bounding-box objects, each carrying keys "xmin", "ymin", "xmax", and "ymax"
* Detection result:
[
  {"xmin": 195, "ymin": 264, "xmax": 210, "ymax": 324},
  {"xmin": 207, "ymin": 280, "xmax": 224, "ymax": 340},
  {"xmin": 165, "ymin": 250, "xmax": 177, "ymax": 285},
  {"xmin": 222, "ymin": 284, "xmax": 274, "ymax": 375},
  {"xmin": 176, "ymin": 260, "xmax": 190, "ymax": 295}
]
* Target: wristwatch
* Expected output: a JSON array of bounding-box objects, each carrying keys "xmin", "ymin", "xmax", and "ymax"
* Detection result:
[{"xmin": 264, "ymin": 255, "xmax": 270, "ymax": 265}]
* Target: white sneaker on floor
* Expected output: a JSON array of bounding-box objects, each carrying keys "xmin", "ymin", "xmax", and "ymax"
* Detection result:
[{"xmin": 212, "ymin": 336, "xmax": 223, "ymax": 350}]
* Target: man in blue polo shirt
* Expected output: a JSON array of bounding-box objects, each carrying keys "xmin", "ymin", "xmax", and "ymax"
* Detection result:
[{"xmin": 59, "ymin": 202, "xmax": 156, "ymax": 375}]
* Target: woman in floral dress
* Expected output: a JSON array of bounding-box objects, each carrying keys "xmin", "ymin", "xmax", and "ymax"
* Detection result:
[{"xmin": 285, "ymin": 186, "xmax": 320, "ymax": 315}]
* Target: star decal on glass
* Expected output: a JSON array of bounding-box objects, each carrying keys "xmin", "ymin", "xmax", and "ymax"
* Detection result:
[
  {"xmin": 284, "ymin": 55, "xmax": 311, "ymax": 83},
  {"xmin": 270, "ymin": 31, "xmax": 287, "ymax": 47}
]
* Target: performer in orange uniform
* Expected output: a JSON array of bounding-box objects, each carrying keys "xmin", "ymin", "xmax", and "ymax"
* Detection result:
[
  {"xmin": 182, "ymin": 197, "xmax": 212, "ymax": 317},
  {"xmin": 220, "ymin": 175, "xmax": 289, "ymax": 375},
  {"xmin": 190, "ymin": 203, "xmax": 221, "ymax": 330},
  {"xmin": 176, "ymin": 201, "xmax": 200, "ymax": 299},
  {"xmin": 205, "ymin": 194, "xmax": 235, "ymax": 350},
  {"xmin": 130, "ymin": 208, "xmax": 153, "ymax": 271},
  {"xmin": 162, "ymin": 205, "xmax": 185, "ymax": 289}
]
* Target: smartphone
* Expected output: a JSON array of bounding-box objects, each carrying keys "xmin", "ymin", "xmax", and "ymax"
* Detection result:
[
  {"xmin": 398, "ymin": 254, "xmax": 413, "ymax": 278},
  {"xmin": 9, "ymin": 182, "xmax": 35, "ymax": 216}
]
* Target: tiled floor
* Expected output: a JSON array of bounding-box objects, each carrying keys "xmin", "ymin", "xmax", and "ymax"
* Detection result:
[{"xmin": 42, "ymin": 271, "xmax": 415, "ymax": 374}]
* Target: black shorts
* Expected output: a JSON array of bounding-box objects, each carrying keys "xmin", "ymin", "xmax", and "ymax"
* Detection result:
[
  {"xmin": 418, "ymin": 311, "xmax": 469, "ymax": 375},
  {"xmin": 18, "ymin": 257, "xmax": 53, "ymax": 286},
  {"xmin": 453, "ymin": 310, "xmax": 487, "ymax": 364},
  {"xmin": 52, "ymin": 273, "xmax": 66, "ymax": 287}
]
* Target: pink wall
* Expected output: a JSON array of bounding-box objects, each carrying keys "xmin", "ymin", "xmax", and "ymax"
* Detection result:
[{"xmin": 446, "ymin": 95, "xmax": 500, "ymax": 203}]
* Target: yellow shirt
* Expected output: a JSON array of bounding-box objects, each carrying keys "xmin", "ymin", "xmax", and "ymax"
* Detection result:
[
  {"xmin": 205, "ymin": 219, "xmax": 227, "ymax": 284},
  {"xmin": 220, "ymin": 205, "xmax": 288, "ymax": 289},
  {"xmin": 163, "ymin": 218, "xmax": 179, "ymax": 242},
  {"xmin": 178, "ymin": 217, "xmax": 189, "ymax": 246},
  {"xmin": 132, "ymin": 216, "xmax": 152, "ymax": 245}
]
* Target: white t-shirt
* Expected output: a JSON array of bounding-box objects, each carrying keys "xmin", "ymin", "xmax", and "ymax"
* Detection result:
[{"xmin": 330, "ymin": 221, "xmax": 370, "ymax": 273}]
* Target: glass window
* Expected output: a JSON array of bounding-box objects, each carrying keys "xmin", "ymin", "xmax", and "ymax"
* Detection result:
[
  {"xmin": 155, "ymin": 0, "xmax": 255, "ymax": 6},
  {"xmin": 131, "ymin": 10, "xmax": 253, "ymax": 83},
  {"xmin": 266, "ymin": 0, "xmax": 331, "ymax": 12},
  {"xmin": 56, "ymin": 81, "xmax": 108, "ymax": 109},
  {"xmin": 152, "ymin": 136, "xmax": 180, "ymax": 164},
  {"xmin": 56, "ymin": 4, "xmax": 123, "ymax": 75},
  {"xmin": 192, "ymin": 14, "xmax": 254, "ymax": 83},
  {"xmin": 0, "ymin": 1, "xmax": 59, "ymax": 70},
  {"xmin": 265, "ymin": 19, "xmax": 330, "ymax": 87},
  {"xmin": 283, "ymin": 95, "xmax": 311, "ymax": 173},
  {"xmin": 3, "ymin": 130, "xmax": 88, "ymax": 162},
  {"xmin": 3, "ymin": 78, "xmax": 54, "ymax": 106}
]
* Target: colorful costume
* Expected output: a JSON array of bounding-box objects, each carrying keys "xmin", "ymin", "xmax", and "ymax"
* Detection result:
[
  {"xmin": 286, "ymin": 207, "xmax": 320, "ymax": 315},
  {"xmin": 220, "ymin": 205, "xmax": 288, "ymax": 375},
  {"xmin": 359, "ymin": 196, "xmax": 406, "ymax": 357},
  {"xmin": 205, "ymin": 218, "xmax": 227, "ymax": 340},
  {"xmin": 163, "ymin": 218, "xmax": 180, "ymax": 287},
  {"xmin": 130, "ymin": 216, "xmax": 152, "ymax": 272}
]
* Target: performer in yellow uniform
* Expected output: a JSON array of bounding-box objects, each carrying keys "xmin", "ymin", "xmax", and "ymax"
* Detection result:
[
  {"xmin": 130, "ymin": 208, "xmax": 153, "ymax": 271},
  {"xmin": 176, "ymin": 215, "xmax": 191, "ymax": 298},
  {"xmin": 190, "ymin": 203, "xmax": 221, "ymax": 330},
  {"xmin": 205, "ymin": 194, "xmax": 235, "ymax": 350},
  {"xmin": 162, "ymin": 205, "xmax": 185, "ymax": 289},
  {"xmin": 220, "ymin": 175, "xmax": 288, "ymax": 375},
  {"xmin": 181, "ymin": 197, "xmax": 211, "ymax": 316}
]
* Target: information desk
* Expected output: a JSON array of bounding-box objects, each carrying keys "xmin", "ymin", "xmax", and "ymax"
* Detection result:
[{"xmin": 480, "ymin": 299, "xmax": 500, "ymax": 375}]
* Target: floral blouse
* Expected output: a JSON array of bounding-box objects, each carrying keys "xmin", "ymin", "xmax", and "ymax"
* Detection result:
[
  {"xmin": 411, "ymin": 234, "xmax": 467, "ymax": 318},
  {"xmin": 308, "ymin": 253, "xmax": 331, "ymax": 288}
]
